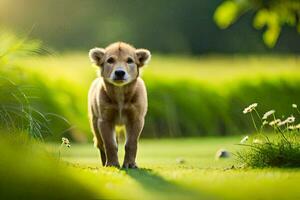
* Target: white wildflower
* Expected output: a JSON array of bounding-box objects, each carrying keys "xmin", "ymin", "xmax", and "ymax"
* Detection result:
[
  {"xmin": 288, "ymin": 125, "xmax": 296, "ymax": 130},
  {"xmin": 262, "ymin": 110, "xmax": 275, "ymax": 120},
  {"xmin": 62, "ymin": 137, "xmax": 71, "ymax": 148},
  {"xmin": 269, "ymin": 119, "xmax": 281, "ymax": 126},
  {"xmin": 278, "ymin": 115, "xmax": 296, "ymax": 126},
  {"xmin": 286, "ymin": 115, "xmax": 295, "ymax": 123},
  {"xmin": 292, "ymin": 104, "xmax": 297, "ymax": 108},
  {"xmin": 243, "ymin": 103, "xmax": 258, "ymax": 114},
  {"xmin": 243, "ymin": 107, "xmax": 251, "ymax": 114},
  {"xmin": 277, "ymin": 120, "xmax": 287, "ymax": 127},
  {"xmin": 62, "ymin": 137, "xmax": 69, "ymax": 144},
  {"xmin": 295, "ymin": 124, "xmax": 300, "ymax": 129},
  {"xmin": 263, "ymin": 120, "xmax": 268, "ymax": 125},
  {"xmin": 240, "ymin": 136, "xmax": 249, "ymax": 144}
]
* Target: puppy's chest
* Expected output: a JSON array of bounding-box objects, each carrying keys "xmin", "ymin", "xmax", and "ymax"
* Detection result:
[
  {"xmin": 114, "ymin": 100, "xmax": 136, "ymax": 125},
  {"xmin": 103, "ymin": 89, "xmax": 135, "ymax": 124},
  {"xmin": 115, "ymin": 90, "xmax": 136, "ymax": 123}
]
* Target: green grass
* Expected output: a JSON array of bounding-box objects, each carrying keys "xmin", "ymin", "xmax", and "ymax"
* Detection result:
[
  {"xmin": 236, "ymin": 105, "xmax": 300, "ymax": 168},
  {"xmin": 1, "ymin": 32, "xmax": 299, "ymax": 200},
  {"xmin": 1, "ymin": 133, "xmax": 299, "ymax": 199},
  {"xmin": 45, "ymin": 136, "xmax": 300, "ymax": 200}
]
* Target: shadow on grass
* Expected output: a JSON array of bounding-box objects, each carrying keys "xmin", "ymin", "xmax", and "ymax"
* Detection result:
[{"xmin": 124, "ymin": 168, "xmax": 213, "ymax": 200}]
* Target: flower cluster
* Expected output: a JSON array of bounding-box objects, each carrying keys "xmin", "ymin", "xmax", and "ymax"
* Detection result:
[
  {"xmin": 241, "ymin": 103, "xmax": 299, "ymax": 145},
  {"xmin": 269, "ymin": 119, "xmax": 281, "ymax": 126},
  {"xmin": 287, "ymin": 124, "xmax": 300, "ymax": 130},
  {"xmin": 277, "ymin": 115, "xmax": 295, "ymax": 127},
  {"xmin": 243, "ymin": 103, "xmax": 299, "ymax": 129}
]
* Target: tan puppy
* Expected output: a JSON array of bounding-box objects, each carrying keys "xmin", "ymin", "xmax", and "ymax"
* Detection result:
[{"xmin": 88, "ymin": 42, "xmax": 151, "ymax": 168}]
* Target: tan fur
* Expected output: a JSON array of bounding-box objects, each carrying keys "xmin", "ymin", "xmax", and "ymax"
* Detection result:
[{"xmin": 88, "ymin": 42, "xmax": 151, "ymax": 168}]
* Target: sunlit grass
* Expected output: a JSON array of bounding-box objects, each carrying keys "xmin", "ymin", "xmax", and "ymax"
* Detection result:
[
  {"xmin": 47, "ymin": 136, "xmax": 300, "ymax": 200},
  {"xmin": 1, "ymin": 132, "xmax": 300, "ymax": 199},
  {"xmin": 53, "ymin": 137, "xmax": 238, "ymax": 167}
]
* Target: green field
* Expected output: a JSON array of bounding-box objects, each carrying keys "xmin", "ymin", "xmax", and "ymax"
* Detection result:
[
  {"xmin": 12, "ymin": 54, "xmax": 300, "ymax": 139},
  {"xmin": 46, "ymin": 136, "xmax": 299, "ymax": 200},
  {"xmin": 1, "ymin": 49, "xmax": 300, "ymax": 199}
]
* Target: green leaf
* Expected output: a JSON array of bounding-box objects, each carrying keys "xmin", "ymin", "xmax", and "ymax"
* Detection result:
[
  {"xmin": 263, "ymin": 26, "xmax": 281, "ymax": 48},
  {"xmin": 214, "ymin": 1, "xmax": 240, "ymax": 29}
]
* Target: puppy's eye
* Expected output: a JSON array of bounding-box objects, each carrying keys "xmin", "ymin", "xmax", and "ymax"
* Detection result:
[
  {"xmin": 127, "ymin": 57, "xmax": 134, "ymax": 64},
  {"xmin": 106, "ymin": 57, "xmax": 115, "ymax": 64}
]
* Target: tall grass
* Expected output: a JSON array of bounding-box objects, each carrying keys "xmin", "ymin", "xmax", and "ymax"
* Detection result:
[
  {"xmin": 0, "ymin": 31, "xmax": 67, "ymax": 139},
  {"xmin": 0, "ymin": 78, "xmax": 50, "ymax": 139}
]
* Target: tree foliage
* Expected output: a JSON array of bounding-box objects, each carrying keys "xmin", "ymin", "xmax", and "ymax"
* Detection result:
[
  {"xmin": 215, "ymin": 0, "xmax": 300, "ymax": 47},
  {"xmin": 1, "ymin": 0, "xmax": 299, "ymax": 53}
]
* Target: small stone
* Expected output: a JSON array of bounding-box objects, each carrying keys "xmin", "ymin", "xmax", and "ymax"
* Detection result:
[{"xmin": 215, "ymin": 149, "xmax": 230, "ymax": 159}]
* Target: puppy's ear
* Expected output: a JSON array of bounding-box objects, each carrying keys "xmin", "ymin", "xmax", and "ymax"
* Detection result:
[
  {"xmin": 89, "ymin": 48, "xmax": 105, "ymax": 66},
  {"xmin": 136, "ymin": 49, "xmax": 151, "ymax": 67}
]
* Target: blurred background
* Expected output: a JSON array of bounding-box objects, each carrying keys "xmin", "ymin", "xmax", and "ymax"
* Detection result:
[
  {"xmin": 0, "ymin": 0, "xmax": 299, "ymax": 53},
  {"xmin": 0, "ymin": 0, "xmax": 299, "ymax": 141}
]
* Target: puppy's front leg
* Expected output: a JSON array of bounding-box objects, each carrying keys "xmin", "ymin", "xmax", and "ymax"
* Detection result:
[
  {"xmin": 123, "ymin": 119, "xmax": 144, "ymax": 169},
  {"xmin": 99, "ymin": 120, "xmax": 120, "ymax": 167}
]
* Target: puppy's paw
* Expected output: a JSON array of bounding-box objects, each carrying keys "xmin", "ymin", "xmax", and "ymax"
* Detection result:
[
  {"xmin": 105, "ymin": 161, "xmax": 120, "ymax": 168},
  {"xmin": 122, "ymin": 162, "xmax": 138, "ymax": 169}
]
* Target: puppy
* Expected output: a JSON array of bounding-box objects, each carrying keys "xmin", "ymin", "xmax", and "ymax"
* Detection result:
[{"xmin": 88, "ymin": 42, "xmax": 151, "ymax": 168}]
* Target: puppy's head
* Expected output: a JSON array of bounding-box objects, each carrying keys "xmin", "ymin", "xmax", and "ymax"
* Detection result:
[{"xmin": 89, "ymin": 42, "xmax": 151, "ymax": 86}]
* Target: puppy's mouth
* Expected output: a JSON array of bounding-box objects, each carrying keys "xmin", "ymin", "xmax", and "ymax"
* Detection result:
[
  {"xmin": 113, "ymin": 78, "xmax": 127, "ymax": 82},
  {"xmin": 109, "ymin": 78, "xmax": 130, "ymax": 86}
]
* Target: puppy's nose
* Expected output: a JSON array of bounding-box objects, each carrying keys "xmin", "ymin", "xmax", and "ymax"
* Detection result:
[{"xmin": 114, "ymin": 70, "xmax": 126, "ymax": 79}]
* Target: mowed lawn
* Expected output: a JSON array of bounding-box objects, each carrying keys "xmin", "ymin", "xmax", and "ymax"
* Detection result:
[{"xmin": 49, "ymin": 137, "xmax": 300, "ymax": 200}]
